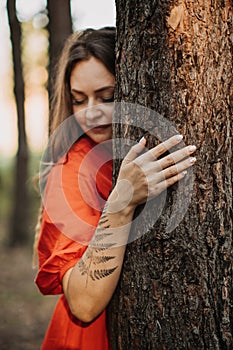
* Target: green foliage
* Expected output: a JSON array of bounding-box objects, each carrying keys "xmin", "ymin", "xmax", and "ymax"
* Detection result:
[
  {"xmin": 0, "ymin": 152, "xmax": 42, "ymax": 245},
  {"xmin": 0, "ymin": 157, "xmax": 14, "ymax": 214}
]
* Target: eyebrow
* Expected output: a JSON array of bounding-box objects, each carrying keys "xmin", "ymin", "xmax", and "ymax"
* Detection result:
[{"xmin": 71, "ymin": 86, "xmax": 115, "ymax": 94}]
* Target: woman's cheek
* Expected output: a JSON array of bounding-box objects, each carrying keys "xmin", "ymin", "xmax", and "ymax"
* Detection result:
[
  {"xmin": 105, "ymin": 104, "xmax": 114, "ymax": 122},
  {"xmin": 74, "ymin": 110, "xmax": 85, "ymax": 127}
]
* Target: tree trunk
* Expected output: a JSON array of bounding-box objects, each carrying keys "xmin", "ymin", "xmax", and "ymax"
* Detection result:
[
  {"xmin": 108, "ymin": 0, "xmax": 233, "ymax": 349},
  {"xmin": 7, "ymin": 0, "xmax": 29, "ymax": 246},
  {"xmin": 47, "ymin": 0, "xmax": 72, "ymax": 130}
]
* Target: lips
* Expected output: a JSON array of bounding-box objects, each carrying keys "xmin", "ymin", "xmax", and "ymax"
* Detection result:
[{"xmin": 88, "ymin": 124, "xmax": 111, "ymax": 131}]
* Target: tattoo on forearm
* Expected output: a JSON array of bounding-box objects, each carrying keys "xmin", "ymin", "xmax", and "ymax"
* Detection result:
[{"xmin": 79, "ymin": 204, "xmax": 118, "ymax": 285}]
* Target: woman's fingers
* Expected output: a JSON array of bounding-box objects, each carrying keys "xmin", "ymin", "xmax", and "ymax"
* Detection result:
[
  {"xmin": 149, "ymin": 172, "xmax": 187, "ymax": 197},
  {"xmin": 155, "ymin": 156, "xmax": 196, "ymax": 182},
  {"xmin": 122, "ymin": 136, "xmax": 146, "ymax": 164},
  {"xmin": 119, "ymin": 134, "xmax": 197, "ymax": 205},
  {"xmin": 156, "ymin": 145, "xmax": 197, "ymax": 170},
  {"xmin": 124, "ymin": 134, "xmax": 192, "ymax": 166},
  {"xmin": 145, "ymin": 134, "xmax": 184, "ymax": 161},
  {"xmin": 149, "ymin": 157, "xmax": 196, "ymax": 195},
  {"xmin": 146, "ymin": 146, "xmax": 196, "ymax": 185}
]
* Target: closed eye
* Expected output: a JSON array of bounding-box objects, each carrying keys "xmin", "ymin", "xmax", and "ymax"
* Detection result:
[
  {"xmin": 72, "ymin": 96, "xmax": 114, "ymax": 105},
  {"xmin": 72, "ymin": 98, "xmax": 85, "ymax": 105},
  {"xmin": 101, "ymin": 96, "xmax": 114, "ymax": 103},
  {"xmin": 71, "ymin": 93, "xmax": 86, "ymax": 105}
]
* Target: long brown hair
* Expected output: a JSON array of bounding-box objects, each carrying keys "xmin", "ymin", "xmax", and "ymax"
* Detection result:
[
  {"xmin": 32, "ymin": 27, "xmax": 116, "ymax": 268},
  {"xmin": 50, "ymin": 27, "xmax": 115, "ymax": 134}
]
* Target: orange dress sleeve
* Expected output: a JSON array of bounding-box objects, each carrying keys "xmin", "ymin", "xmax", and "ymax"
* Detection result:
[
  {"xmin": 35, "ymin": 136, "xmax": 112, "ymax": 294},
  {"xmin": 34, "ymin": 136, "xmax": 112, "ymax": 350}
]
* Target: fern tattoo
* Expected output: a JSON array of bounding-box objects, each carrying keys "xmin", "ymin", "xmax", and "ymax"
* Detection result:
[
  {"xmin": 89, "ymin": 267, "xmax": 118, "ymax": 281},
  {"xmin": 79, "ymin": 203, "xmax": 118, "ymax": 286}
]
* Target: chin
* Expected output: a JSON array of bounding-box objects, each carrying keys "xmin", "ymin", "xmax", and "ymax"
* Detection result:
[
  {"xmin": 86, "ymin": 129, "xmax": 112, "ymax": 144},
  {"xmin": 88, "ymin": 133, "xmax": 111, "ymax": 144}
]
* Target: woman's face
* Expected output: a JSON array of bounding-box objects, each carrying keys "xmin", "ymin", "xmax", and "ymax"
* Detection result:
[{"xmin": 70, "ymin": 56, "xmax": 115, "ymax": 144}]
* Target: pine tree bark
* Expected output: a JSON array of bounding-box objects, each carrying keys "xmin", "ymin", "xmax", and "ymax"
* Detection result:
[
  {"xmin": 108, "ymin": 0, "xmax": 233, "ymax": 349},
  {"xmin": 7, "ymin": 0, "xmax": 29, "ymax": 245}
]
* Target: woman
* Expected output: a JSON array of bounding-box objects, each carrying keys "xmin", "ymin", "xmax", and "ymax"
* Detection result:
[{"xmin": 35, "ymin": 27, "xmax": 196, "ymax": 349}]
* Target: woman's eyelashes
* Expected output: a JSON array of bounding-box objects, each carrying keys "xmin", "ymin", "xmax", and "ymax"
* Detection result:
[
  {"xmin": 72, "ymin": 97, "xmax": 85, "ymax": 106},
  {"xmin": 71, "ymin": 95, "xmax": 114, "ymax": 106},
  {"xmin": 101, "ymin": 96, "xmax": 114, "ymax": 103}
]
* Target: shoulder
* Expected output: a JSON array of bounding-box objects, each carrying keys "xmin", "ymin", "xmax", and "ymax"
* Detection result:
[
  {"xmin": 65, "ymin": 136, "xmax": 111, "ymax": 181},
  {"xmin": 60, "ymin": 136, "xmax": 97, "ymax": 188},
  {"xmin": 69, "ymin": 135, "xmax": 96, "ymax": 158}
]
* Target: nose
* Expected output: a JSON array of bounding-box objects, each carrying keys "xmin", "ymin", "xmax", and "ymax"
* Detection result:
[{"xmin": 85, "ymin": 102, "xmax": 102, "ymax": 125}]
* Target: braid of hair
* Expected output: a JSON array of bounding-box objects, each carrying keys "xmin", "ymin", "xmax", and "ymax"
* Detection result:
[{"xmin": 32, "ymin": 203, "xmax": 44, "ymax": 269}]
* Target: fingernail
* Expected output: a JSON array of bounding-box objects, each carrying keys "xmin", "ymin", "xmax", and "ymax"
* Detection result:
[
  {"xmin": 189, "ymin": 145, "xmax": 196, "ymax": 152},
  {"xmin": 176, "ymin": 134, "xmax": 183, "ymax": 141},
  {"xmin": 139, "ymin": 136, "xmax": 145, "ymax": 143},
  {"xmin": 190, "ymin": 157, "xmax": 196, "ymax": 164}
]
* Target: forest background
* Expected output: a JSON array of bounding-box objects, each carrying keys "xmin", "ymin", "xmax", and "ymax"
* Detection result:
[{"xmin": 0, "ymin": 1, "xmax": 115, "ymax": 349}]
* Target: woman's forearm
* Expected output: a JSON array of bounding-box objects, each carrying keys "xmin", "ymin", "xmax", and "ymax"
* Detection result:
[
  {"xmin": 63, "ymin": 190, "xmax": 135, "ymax": 323},
  {"xmin": 62, "ymin": 135, "xmax": 197, "ymax": 322}
]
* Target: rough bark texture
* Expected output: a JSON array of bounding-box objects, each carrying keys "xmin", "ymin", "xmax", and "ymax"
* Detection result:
[
  {"xmin": 108, "ymin": 0, "xmax": 233, "ymax": 349},
  {"xmin": 7, "ymin": 0, "xmax": 29, "ymax": 245}
]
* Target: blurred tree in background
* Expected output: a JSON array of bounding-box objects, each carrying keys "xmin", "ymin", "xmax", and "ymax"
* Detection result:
[
  {"xmin": 7, "ymin": 0, "xmax": 29, "ymax": 246},
  {"xmin": 5, "ymin": 0, "xmax": 73, "ymax": 246},
  {"xmin": 47, "ymin": 0, "xmax": 72, "ymax": 130}
]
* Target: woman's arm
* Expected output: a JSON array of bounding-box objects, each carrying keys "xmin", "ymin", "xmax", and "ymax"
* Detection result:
[
  {"xmin": 63, "ymin": 202, "xmax": 134, "ymax": 323},
  {"xmin": 62, "ymin": 135, "xmax": 197, "ymax": 322}
]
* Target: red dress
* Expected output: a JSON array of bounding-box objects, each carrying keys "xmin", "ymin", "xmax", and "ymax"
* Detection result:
[{"xmin": 35, "ymin": 136, "xmax": 112, "ymax": 350}]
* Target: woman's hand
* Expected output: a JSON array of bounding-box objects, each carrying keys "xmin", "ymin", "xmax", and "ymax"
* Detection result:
[
  {"xmin": 109, "ymin": 135, "xmax": 196, "ymax": 214},
  {"xmin": 63, "ymin": 135, "xmax": 197, "ymax": 323}
]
